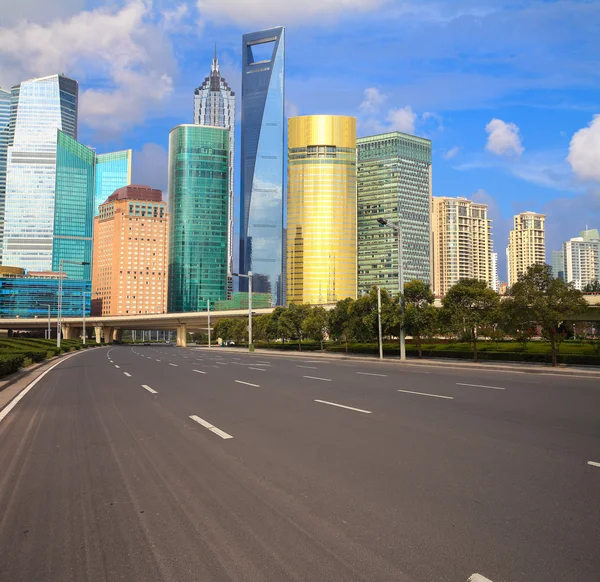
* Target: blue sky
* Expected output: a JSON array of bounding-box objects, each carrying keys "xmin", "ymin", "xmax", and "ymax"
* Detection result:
[{"xmin": 1, "ymin": 0, "xmax": 600, "ymax": 281}]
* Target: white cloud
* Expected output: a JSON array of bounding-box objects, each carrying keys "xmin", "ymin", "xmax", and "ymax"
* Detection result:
[
  {"xmin": 1, "ymin": 0, "xmax": 84, "ymax": 27},
  {"xmin": 567, "ymin": 114, "xmax": 600, "ymax": 182},
  {"xmin": 386, "ymin": 106, "xmax": 417, "ymax": 134},
  {"xmin": 444, "ymin": 145, "xmax": 459, "ymax": 160},
  {"xmin": 196, "ymin": 0, "xmax": 386, "ymax": 25},
  {"xmin": 0, "ymin": 0, "xmax": 176, "ymax": 138},
  {"xmin": 162, "ymin": 4, "xmax": 192, "ymax": 33},
  {"xmin": 360, "ymin": 87, "xmax": 387, "ymax": 113},
  {"xmin": 485, "ymin": 118, "xmax": 524, "ymax": 157}
]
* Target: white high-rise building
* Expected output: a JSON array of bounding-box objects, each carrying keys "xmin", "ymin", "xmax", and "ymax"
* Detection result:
[
  {"xmin": 491, "ymin": 251, "xmax": 499, "ymax": 292},
  {"xmin": 194, "ymin": 49, "xmax": 236, "ymax": 296},
  {"xmin": 562, "ymin": 229, "xmax": 600, "ymax": 291},
  {"xmin": 3, "ymin": 75, "xmax": 78, "ymax": 271}
]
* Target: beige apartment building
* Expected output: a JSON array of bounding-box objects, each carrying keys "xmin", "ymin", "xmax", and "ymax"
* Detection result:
[
  {"xmin": 431, "ymin": 197, "xmax": 493, "ymax": 297},
  {"xmin": 507, "ymin": 211, "xmax": 545, "ymax": 287},
  {"xmin": 92, "ymin": 185, "xmax": 169, "ymax": 316}
]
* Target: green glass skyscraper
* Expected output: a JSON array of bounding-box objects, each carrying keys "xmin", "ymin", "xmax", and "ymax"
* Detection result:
[
  {"xmin": 357, "ymin": 131, "xmax": 432, "ymax": 295},
  {"xmin": 167, "ymin": 125, "xmax": 229, "ymax": 313}
]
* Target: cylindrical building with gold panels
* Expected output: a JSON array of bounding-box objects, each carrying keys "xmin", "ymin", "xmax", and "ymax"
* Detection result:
[{"xmin": 287, "ymin": 115, "xmax": 357, "ymax": 304}]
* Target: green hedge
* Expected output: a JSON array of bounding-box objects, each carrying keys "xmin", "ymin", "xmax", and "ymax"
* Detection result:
[{"xmin": 0, "ymin": 354, "xmax": 25, "ymax": 377}]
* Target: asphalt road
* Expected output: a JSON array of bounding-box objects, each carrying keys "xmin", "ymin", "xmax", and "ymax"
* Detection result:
[{"xmin": 0, "ymin": 345, "xmax": 599, "ymax": 582}]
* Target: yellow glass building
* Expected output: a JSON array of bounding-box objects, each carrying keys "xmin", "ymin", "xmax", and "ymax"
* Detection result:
[{"xmin": 287, "ymin": 115, "xmax": 357, "ymax": 304}]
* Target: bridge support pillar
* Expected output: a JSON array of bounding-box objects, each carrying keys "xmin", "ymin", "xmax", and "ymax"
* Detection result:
[
  {"xmin": 115, "ymin": 329, "xmax": 123, "ymax": 343},
  {"xmin": 95, "ymin": 327, "xmax": 102, "ymax": 344},
  {"xmin": 177, "ymin": 323, "xmax": 187, "ymax": 348},
  {"xmin": 104, "ymin": 326, "xmax": 114, "ymax": 344}
]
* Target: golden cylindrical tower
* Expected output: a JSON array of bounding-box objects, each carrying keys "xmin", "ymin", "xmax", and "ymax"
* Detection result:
[{"xmin": 287, "ymin": 115, "xmax": 357, "ymax": 304}]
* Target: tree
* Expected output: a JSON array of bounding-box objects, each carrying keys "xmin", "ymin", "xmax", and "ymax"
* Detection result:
[
  {"xmin": 441, "ymin": 278, "xmax": 500, "ymax": 361},
  {"xmin": 509, "ymin": 264, "xmax": 587, "ymax": 366},
  {"xmin": 498, "ymin": 295, "xmax": 536, "ymax": 350},
  {"xmin": 278, "ymin": 303, "xmax": 311, "ymax": 350},
  {"xmin": 328, "ymin": 297, "xmax": 355, "ymax": 352},
  {"xmin": 213, "ymin": 318, "xmax": 234, "ymax": 343},
  {"xmin": 402, "ymin": 280, "xmax": 436, "ymax": 358},
  {"xmin": 267, "ymin": 307, "xmax": 286, "ymax": 343},
  {"xmin": 252, "ymin": 314, "xmax": 271, "ymax": 343},
  {"xmin": 302, "ymin": 306, "xmax": 329, "ymax": 350},
  {"xmin": 231, "ymin": 318, "xmax": 248, "ymax": 344},
  {"xmin": 350, "ymin": 287, "xmax": 396, "ymax": 343},
  {"xmin": 583, "ymin": 279, "xmax": 600, "ymax": 293}
]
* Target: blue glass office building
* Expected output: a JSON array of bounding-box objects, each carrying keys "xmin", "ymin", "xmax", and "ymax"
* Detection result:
[
  {"xmin": 0, "ymin": 276, "xmax": 90, "ymax": 318},
  {"xmin": 240, "ymin": 27, "xmax": 285, "ymax": 305}
]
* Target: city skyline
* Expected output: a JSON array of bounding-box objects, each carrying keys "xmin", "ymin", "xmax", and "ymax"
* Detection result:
[{"xmin": 2, "ymin": 2, "xmax": 597, "ymax": 283}]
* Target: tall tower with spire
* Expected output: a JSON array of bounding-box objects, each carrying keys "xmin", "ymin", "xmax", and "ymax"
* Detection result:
[{"xmin": 194, "ymin": 48, "xmax": 236, "ymax": 296}]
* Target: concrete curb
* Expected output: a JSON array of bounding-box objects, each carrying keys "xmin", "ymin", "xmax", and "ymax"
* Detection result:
[{"xmin": 194, "ymin": 346, "xmax": 600, "ymax": 378}]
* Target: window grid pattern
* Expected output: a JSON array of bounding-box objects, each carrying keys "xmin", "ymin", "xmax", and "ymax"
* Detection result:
[{"xmin": 0, "ymin": 88, "xmax": 11, "ymax": 264}]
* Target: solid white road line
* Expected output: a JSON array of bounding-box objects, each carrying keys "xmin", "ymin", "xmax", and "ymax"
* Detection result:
[
  {"xmin": 304, "ymin": 375, "xmax": 332, "ymax": 382},
  {"xmin": 356, "ymin": 372, "xmax": 387, "ymax": 377},
  {"xmin": 588, "ymin": 461, "xmax": 600, "ymax": 468},
  {"xmin": 123, "ymin": 372, "xmax": 132, "ymax": 377},
  {"xmin": 467, "ymin": 574, "xmax": 494, "ymax": 582},
  {"xmin": 114, "ymin": 365, "xmax": 120, "ymax": 369},
  {"xmin": 0, "ymin": 351, "xmax": 83, "ymax": 424},
  {"xmin": 193, "ymin": 369, "xmax": 206, "ymax": 374},
  {"xmin": 189, "ymin": 415, "xmax": 233, "ymax": 440},
  {"xmin": 169, "ymin": 363, "xmax": 178, "ymax": 367},
  {"xmin": 142, "ymin": 384, "xmax": 157, "ymax": 394},
  {"xmin": 397, "ymin": 389, "xmax": 454, "ymax": 400},
  {"xmin": 235, "ymin": 380, "xmax": 259, "ymax": 387},
  {"xmin": 248, "ymin": 367, "xmax": 266, "ymax": 371},
  {"xmin": 314, "ymin": 400, "xmax": 372, "ymax": 414},
  {"xmin": 457, "ymin": 382, "xmax": 505, "ymax": 390},
  {"xmin": 297, "ymin": 365, "xmax": 317, "ymax": 369}
]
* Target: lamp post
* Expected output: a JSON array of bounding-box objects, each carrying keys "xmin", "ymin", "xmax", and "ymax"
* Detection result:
[
  {"xmin": 377, "ymin": 286, "xmax": 383, "ymax": 360},
  {"xmin": 376, "ymin": 217, "xmax": 406, "ymax": 361},
  {"xmin": 82, "ymin": 291, "xmax": 87, "ymax": 345},
  {"xmin": 207, "ymin": 299, "xmax": 211, "ymax": 348},
  {"xmin": 57, "ymin": 259, "xmax": 90, "ymax": 348},
  {"xmin": 231, "ymin": 271, "xmax": 253, "ymax": 351}
]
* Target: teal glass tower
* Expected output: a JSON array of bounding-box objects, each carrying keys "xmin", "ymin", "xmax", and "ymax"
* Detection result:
[
  {"xmin": 52, "ymin": 131, "xmax": 95, "ymax": 280},
  {"xmin": 240, "ymin": 26, "xmax": 285, "ymax": 305},
  {"xmin": 167, "ymin": 125, "xmax": 229, "ymax": 313},
  {"xmin": 95, "ymin": 149, "xmax": 131, "ymax": 215}
]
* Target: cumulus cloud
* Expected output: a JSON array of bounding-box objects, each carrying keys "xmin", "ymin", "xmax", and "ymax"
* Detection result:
[
  {"xmin": 0, "ymin": 0, "xmax": 176, "ymax": 138},
  {"xmin": 444, "ymin": 146, "xmax": 460, "ymax": 160},
  {"xmin": 386, "ymin": 106, "xmax": 417, "ymax": 134},
  {"xmin": 196, "ymin": 0, "xmax": 386, "ymax": 25},
  {"xmin": 485, "ymin": 118, "xmax": 524, "ymax": 157},
  {"xmin": 567, "ymin": 114, "xmax": 600, "ymax": 182},
  {"xmin": 161, "ymin": 3, "xmax": 192, "ymax": 33},
  {"xmin": 360, "ymin": 87, "xmax": 387, "ymax": 113}
]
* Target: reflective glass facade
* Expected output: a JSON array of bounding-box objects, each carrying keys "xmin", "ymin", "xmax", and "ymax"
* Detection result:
[
  {"xmin": 167, "ymin": 125, "xmax": 229, "ymax": 312},
  {"xmin": 0, "ymin": 88, "xmax": 11, "ymax": 264},
  {"xmin": 194, "ymin": 51, "xmax": 236, "ymax": 294},
  {"xmin": 287, "ymin": 116, "xmax": 357, "ymax": 304},
  {"xmin": 95, "ymin": 150, "xmax": 131, "ymax": 214},
  {"xmin": 357, "ymin": 132, "xmax": 432, "ymax": 295},
  {"xmin": 3, "ymin": 75, "xmax": 78, "ymax": 272},
  {"xmin": 52, "ymin": 131, "xmax": 95, "ymax": 281},
  {"xmin": 0, "ymin": 276, "xmax": 90, "ymax": 318},
  {"xmin": 240, "ymin": 27, "xmax": 285, "ymax": 305}
]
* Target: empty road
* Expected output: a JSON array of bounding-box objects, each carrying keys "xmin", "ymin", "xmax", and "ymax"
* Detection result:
[{"xmin": 0, "ymin": 345, "xmax": 599, "ymax": 582}]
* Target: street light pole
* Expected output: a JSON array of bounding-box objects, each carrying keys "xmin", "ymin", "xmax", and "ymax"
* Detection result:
[
  {"xmin": 82, "ymin": 291, "xmax": 86, "ymax": 345},
  {"xmin": 207, "ymin": 299, "xmax": 211, "ymax": 348},
  {"xmin": 377, "ymin": 218, "xmax": 406, "ymax": 361},
  {"xmin": 377, "ymin": 286, "xmax": 383, "ymax": 360}
]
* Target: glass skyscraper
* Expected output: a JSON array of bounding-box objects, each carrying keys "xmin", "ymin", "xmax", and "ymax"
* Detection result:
[
  {"xmin": 287, "ymin": 115, "xmax": 357, "ymax": 304},
  {"xmin": 240, "ymin": 26, "xmax": 285, "ymax": 305},
  {"xmin": 52, "ymin": 131, "xmax": 95, "ymax": 281},
  {"xmin": 0, "ymin": 88, "xmax": 11, "ymax": 264},
  {"xmin": 167, "ymin": 125, "xmax": 229, "ymax": 313},
  {"xmin": 194, "ymin": 50, "xmax": 236, "ymax": 294},
  {"xmin": 95, "ymin": 150, "xmax": 132, "ymax": 214},
  {"xmin": 3, "ymin": 74, "xmax": 78, "ymax": 272},
  {"xmin": 357, "ymin": 132, "xmax": 432, "ymax": 295}
]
